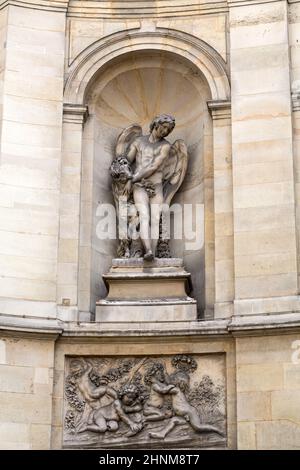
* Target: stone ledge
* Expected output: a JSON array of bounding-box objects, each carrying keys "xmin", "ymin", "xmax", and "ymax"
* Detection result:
[
  {"xmin": 229, "ymin": 311, "xmax": 300, "ymax": 336},
  {"xmin": 63, "ymin": 104, "xmax": 89, "ymax": 125},
  {"xmin": 62, "ymin": 319, "xmax": 230, "ymax": 338},
  {"xmin": 64, "ymin": 313, "xmax": 300, "ymax": 338},
  {"xmin": 292, "ymin": 95, "xmax": 300, "ymax": 113},
  {"xmin": 207, "ymin": 99, "xmax": 231, "ymax": 121},
  {"xmin": 103, "ymin": 272, "xmax": 191, "ymax": 280},
  {"xmin": 0, "ymin": 314, "xmax": 63, "ymax": 338},
  {"xmin": 97, "ymin": 298, "xmax": 196, "ymax": 306},
  {"xmin": 1, "ymin": 311, "xmax": 300, "ymax": 339},
  {"xmin": 66, "ymin": 0, "xmax": 229, "ymax": 19},
  {"xmin": 111, "ymin": 258, "xmax": 183, "ymax": 268}
]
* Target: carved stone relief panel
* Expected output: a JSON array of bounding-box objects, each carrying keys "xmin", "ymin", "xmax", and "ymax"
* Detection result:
[{"xmin": 63, "ymin": 354, "xmax": 227, "ymax": 449}]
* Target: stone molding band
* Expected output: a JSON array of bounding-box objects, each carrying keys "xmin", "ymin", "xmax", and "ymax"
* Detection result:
[
  {"xmin": 292, "ymin": 93, "xmax": 300, "ymax": 112},
  {"xmin": 0, "ymin": 0, "xmax": 291, "ymax": 15},
  {"xmin": 0, "ymin": 0, "xmax": 68, "ymax": 12},
  {"xmin": 63, "ymin": 104, "xmax": 89, "ymax": 124},
  {"xmin": 2, "ymin": 311, "xmax": 300, "ymax": 339},
  {"xmin": 207, "ymin": 100, "xmax": 231, "ymax": 120}
]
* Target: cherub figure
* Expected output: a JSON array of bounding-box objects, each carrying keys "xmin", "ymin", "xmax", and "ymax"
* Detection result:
[
  {"xmin": 73, "ymin": 361, "xmax": 142, "ymax": 435},
  {"xmin": 111, "ymin": 115, "xmax": 188, "ymax": 260},
  {"xmin": 118, "ymin": 384, "xmax": 145, "ymax": 437},
  {"xmin": 148, "ymin": 371, "xmax": 224, "ymax": 440},
  {"xmin": 143, "ymin": 362, "xmax": 173, "ymax": 422},
  {"xmin": 85, "ymin": 383, "xmax": 143, "ymax": 435}
]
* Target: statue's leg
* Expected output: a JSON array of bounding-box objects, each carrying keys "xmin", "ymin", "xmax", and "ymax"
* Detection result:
[
  {"xmin": 150, "ymin": 186, "xmax": 163, "ymax": 257},
  {"xmin": 133, "ymin": 186, "xmax": 152, "ymax": 259},
  {"xmin": 93, "ymin": 413, "xmax": 108, "ymax": 433},
  {"xmin": 148, "ymin": 417, "xmax": 182, "ymax": 439},
  {"xmin": 107, "ymin": 420, "xmax": 119, "ymax": 432},
  {"xmin": 189, "ymin": 412, "xmax": 224, "ymax": 436},
  {"xmin": 143, "ymin": 404, "xmax": 168, "ymax": 422}
]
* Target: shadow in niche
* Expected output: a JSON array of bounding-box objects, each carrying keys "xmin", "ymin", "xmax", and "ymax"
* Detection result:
[{"xmin": 80, "ymin": 50, "xmax": 214, "ymax": 318}]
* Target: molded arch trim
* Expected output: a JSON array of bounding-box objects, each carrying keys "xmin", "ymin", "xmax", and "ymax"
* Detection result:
[{"xmin": 64, "ymin": 28, "xmax": 230, "ymax": 104}]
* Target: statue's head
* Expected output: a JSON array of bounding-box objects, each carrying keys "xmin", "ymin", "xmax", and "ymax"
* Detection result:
[
  {"xmin": 169, "ymin": 371, "xmax": 190, "ymax": 393},
  {"xmin": 118, "ymin": 384, "xmax": 139, "ymax": 405},
  {"xmin": 69, "ymin": 358, "xmax": 88, "ymax": 378},
  {"xmin": 149, "ymin": 114, "xmax": 175, "ymax": 138},
  {"xmin": 144, "ymin": 362, "xmax": 166, "ymax": 385}
]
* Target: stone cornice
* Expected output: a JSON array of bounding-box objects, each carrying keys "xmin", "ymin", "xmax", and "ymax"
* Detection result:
[
  {"xmin": 62, "ymin": 320, "xmax": 230, "ymax": 341},
  {"xmin": 229, "ymin": 312, "xmax": 300, "ymax": 336},
  {"xmin": 66, "ymin": 1, "xmax": 228, "ymax": 19},
  {"xmin": 0, "ymin": 0, "xmax": 291, "ymax": 15},
  {"xmin": 228, "ymin": 0, "xmax": 288, "ymax": 7},
  {"xmin": 63, "ymin": 103, "xmax": 89, "ymax": 124},
  {"xmin": 292, "ymin": 93, "xmax": 300, "ymax": 112},
  {"xmin": 0, "ymin": 314, "xmax": 63, "ymax": 339},
  {"xmin": 0, "ymin": 0, "xmax": 68, "ymax": 12},
  {"xmin": 207, "ymin": 100, "xmax": 231, "ymax": 120},
  {"xmin": 62, "ymin": 312, "xmax": 300, "ymax": 339},
  {"xmin": 2, "ymin": 311, "xmax": 300, "ymax": 340}
]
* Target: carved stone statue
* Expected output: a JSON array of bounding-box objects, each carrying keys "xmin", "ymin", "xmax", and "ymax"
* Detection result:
[
  {"xmin": 110, "ymin": 114, "xmax": 188, "ymax": 261},
  {"xmin": 64, "ymin": 354, "xmax": 227, "ymax": 449}
]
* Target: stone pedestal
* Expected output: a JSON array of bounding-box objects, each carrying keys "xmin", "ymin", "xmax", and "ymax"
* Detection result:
[{"xmin": 96, "ymin": 258, "xmax": 197, "ymax": 322}]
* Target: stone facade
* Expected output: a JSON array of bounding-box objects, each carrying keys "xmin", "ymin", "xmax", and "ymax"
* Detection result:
[{"xmin": 0, "ymin": 0, "xmax": 300, "ymax": 449}]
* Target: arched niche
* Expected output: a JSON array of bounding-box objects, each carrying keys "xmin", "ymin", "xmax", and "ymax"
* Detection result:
[
  {"xmin": 79, "ymin": 50, "xmax": 213, "ymax": 317},
  {"xmin": 60, "ymin": 29, "xmax": 231, "ymax": 321}
]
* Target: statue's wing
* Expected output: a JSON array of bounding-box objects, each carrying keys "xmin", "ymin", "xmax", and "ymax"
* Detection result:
[
  {"xmin": 163, "ymin": 139, "xmax": 188, "ymax": 205},
  {"xmin": 115, "ymin": 124, "xmax": 142, "ymax": 157}
]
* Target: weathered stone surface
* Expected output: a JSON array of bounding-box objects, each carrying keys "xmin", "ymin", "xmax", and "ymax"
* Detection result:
[
  {"xmin": 256, "ymin": 421, "xmax": 300, "ymax": 450},
  {"xmin": 237, "ymin": 422, "xmax": 256, "ymax": 450},
  {"xmin": 96, "ymin": 258, "xmax": 197, "ymax": 321},
  {"xmin": 63, "ymin": 354, "xmax": 226, "ymax": 449},
  {"xmin": 237, "ymin": 364, "xmax": 283, "ymax": 393},
  {"xmin": 0, "ymin": 422, "xmax": 30, "ymax": 450},
  {"xmin": 0, "ymin": 364, "xmax": 34, "ymax": 394},
  {"xmin": 237, "ymin": 392, "xmax": 271, "ymax": 422}
]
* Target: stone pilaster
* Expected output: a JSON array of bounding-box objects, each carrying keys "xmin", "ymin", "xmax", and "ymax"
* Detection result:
[
  {"xmin": 208, "ymin": 100, "xmax": 234, "ymax": 319},
  {"xmin": 56, "ymin": 104, "xmax": 88, "ymax": 321},
  {"xmin": 229, "ymin": 0, "xmax": 298, "ymax": 312}
]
